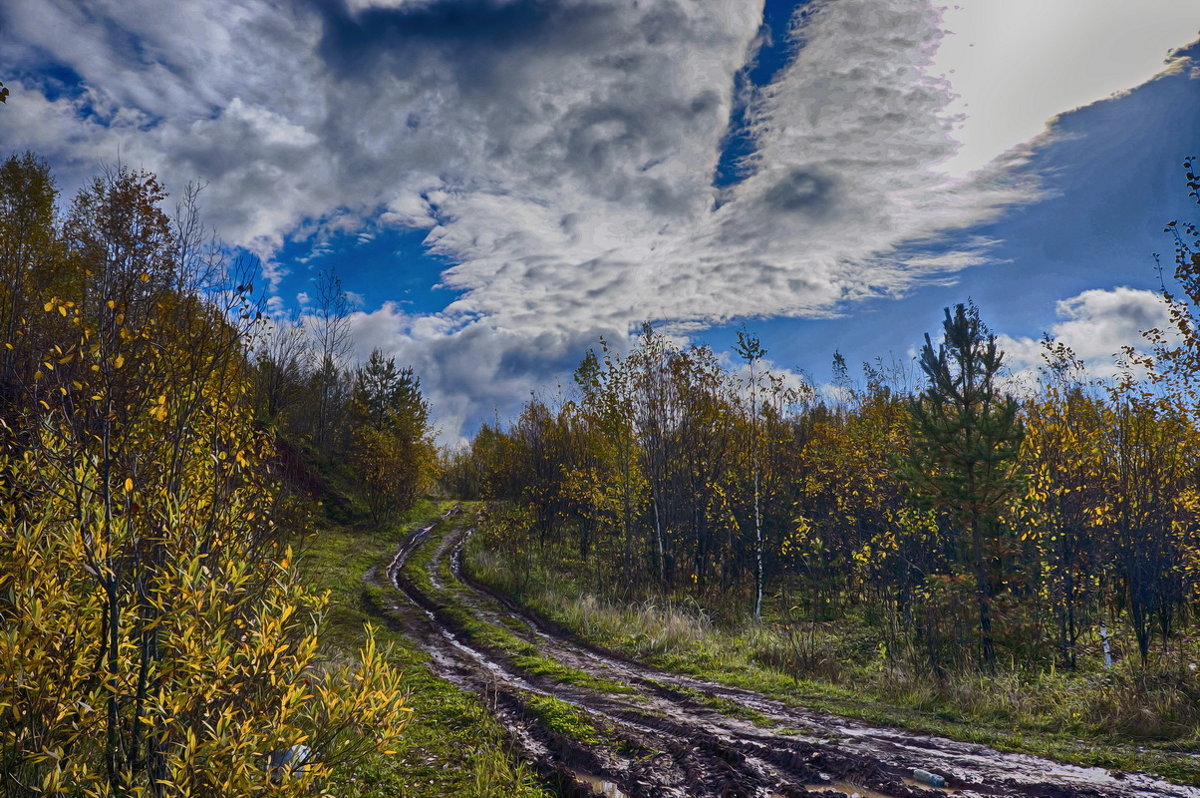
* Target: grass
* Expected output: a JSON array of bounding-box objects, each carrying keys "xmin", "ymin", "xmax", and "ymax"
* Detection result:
[
  {"xmin": 522, "ymin": 694, "xmax": 611, "ymax": 747},
  {"xmin": 296, "ymin": 500, "xmax": 549, "ymax": 798},
  {"xmin": 668, "ymin": 685, "xmax": 778, "ymax": 728},
  {"xmin": 511, "ymin": 653, "xmax": 636, "ymax": 694},
  {"xmin": 397, "ymin": 515, "xmax": 637, "ymax": 698},
  {"xmin": 465, "ymin": 531, "xmax": 1200, "ymax": 786}
]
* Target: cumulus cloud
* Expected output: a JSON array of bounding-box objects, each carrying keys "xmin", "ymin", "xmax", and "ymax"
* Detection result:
[
  {"xmin": 3, "ymin": 0, "xmax": 1195, "ymax": 439},
  {"xmin": 998, "ymin": 287, "xmax": 1173, "ymax": 385},
  {"xmin": 343, "ymin": 302, "xmax": 625, "ymax": 446}
]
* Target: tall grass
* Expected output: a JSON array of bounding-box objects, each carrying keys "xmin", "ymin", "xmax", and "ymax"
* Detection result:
[{"xmin": 467, "ymin": 536, "xmax": 1200, "ymax": 757}]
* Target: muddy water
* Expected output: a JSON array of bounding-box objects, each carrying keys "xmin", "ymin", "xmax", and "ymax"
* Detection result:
[
  {"xmin": 572, "ymin": 770, "xmax": 629, "ymax": 797},
  {"xmin": 795, "ymin": 779, "xmax": 956, "ymax": 798},
  {"xmin": 800, "ymin": 781, "xmax": 894, "ymax": 798},
  {"xmin": 374, "ymin": 511, "xmax": 1200, "ymax": 798}
]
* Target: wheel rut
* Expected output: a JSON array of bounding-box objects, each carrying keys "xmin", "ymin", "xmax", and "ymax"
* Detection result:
[{"xmin": 364, "ymin": 507, "xmax": 1200, "ymax": 798}]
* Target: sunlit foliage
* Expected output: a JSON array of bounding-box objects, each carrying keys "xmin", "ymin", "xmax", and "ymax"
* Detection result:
[
  {"xmin": 0, "ymin": 154, "xmax": 410, "ymax": 796},
  {"xmin": 467, "ymin": 179, "xmax": 1200, "ymax": 676}
]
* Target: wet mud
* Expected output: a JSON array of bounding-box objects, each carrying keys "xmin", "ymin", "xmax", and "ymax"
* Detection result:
[{"xmin": 364, "ymin": 508, "xmax": 1200, "ymax": 798}]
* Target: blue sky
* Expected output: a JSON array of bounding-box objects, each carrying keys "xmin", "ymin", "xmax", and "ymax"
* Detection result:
[
  {"xmin": 704, "ymin": 40, "xmax": 1200, "ymax": 385},
  {"xmin": 3, "ymin": 0, "xmax": 1199, "ymax": 442}
]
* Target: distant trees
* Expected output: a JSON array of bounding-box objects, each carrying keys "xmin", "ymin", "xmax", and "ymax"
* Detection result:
[
  {"xmin": 465, "ymin": 327, "xmax": 803, "ymax": 611},
  {"xmin": 310, "ymin": 268, "xmax": 352, "ymax": 452},
  {"xmin": 350, "ymin": 349, "xmax": 436, "ymax": 523},
  {"xmin": 466, "ymin": 282, "xmax": 1200, "ymax": 674},
  {"xmin": 0, "ymin": 153, "xmax": 411, "ymax": 795}
]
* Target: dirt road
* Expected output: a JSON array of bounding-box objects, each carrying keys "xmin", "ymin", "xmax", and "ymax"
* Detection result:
[{"xmin": 364, "ymin": 508, "xmax": 1200, "ymax": 798}]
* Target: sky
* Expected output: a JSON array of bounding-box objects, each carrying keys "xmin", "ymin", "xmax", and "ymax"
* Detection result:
[{"xmin": 2, "ymin": 0, "xmax": 1199, "ymax": 444}]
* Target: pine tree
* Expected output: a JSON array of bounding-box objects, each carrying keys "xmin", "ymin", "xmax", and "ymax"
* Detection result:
[
  {"xmin": 349, "ymin": 349, "xmax": 434, "ymax": 522},
  {"xmin": 902, "ymin": 303, "xmax": 1024, "ymax": 668}
]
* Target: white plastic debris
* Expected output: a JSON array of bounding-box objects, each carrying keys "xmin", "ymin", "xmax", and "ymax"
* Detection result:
[{"xmin": 267, "ymin": 743, "xmax": 312, "ymax": 782}]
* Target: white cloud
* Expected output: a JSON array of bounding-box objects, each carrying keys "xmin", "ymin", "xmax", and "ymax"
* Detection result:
[
  {"xmin": 344, "ymin": 303, "xmax": 623, "ymax": 446},
  {"xmin": 932, "ymin": 0, "xmax": 1200, "ymax": 176},
  {"xmin": 998, "ymin": 286, "xmax": 1173, "ymax": 385},
  {"xmin": 4, "ymin": 0, "xmax": 1196, "ymax": 438}
]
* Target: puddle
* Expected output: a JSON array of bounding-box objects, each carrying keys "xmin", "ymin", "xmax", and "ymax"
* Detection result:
[
  {"xmin": 902, "ymin": 777, "xmax": 956, "ymax": 793},
  {"xmin": 797, "ymin": 778, "xmax": 956, "ymax": 797},
  {"xmin": 802, "ymin": 781, "xmax": 894, "ymax": 798},
  {"xmin": 572, "ymin": 770, "xmax": 627, "ymax": 797}
]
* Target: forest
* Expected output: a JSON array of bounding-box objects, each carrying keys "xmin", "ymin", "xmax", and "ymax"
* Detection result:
[
  {"xmin": 5, "ymin": 146, "xmax": 1200, "ymax": 797},
  {"xmin": 447, "ymin": 160, "xmax": 1200, "ymax": 721},
  {"xmin": 0, "ymin": 153, "xmax": 436, "ymax": 795}
]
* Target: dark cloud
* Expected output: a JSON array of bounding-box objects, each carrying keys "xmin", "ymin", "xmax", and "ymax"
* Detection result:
[
  {"xmin": 312, "ymin": 0, "xmax": 616, "ymax": 82},
  {"xmin": 763, "ymin": 168, "xmax": 837, "ymax": 215}
]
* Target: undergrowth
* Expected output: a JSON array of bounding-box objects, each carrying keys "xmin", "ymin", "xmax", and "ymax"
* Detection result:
[{"xmin": 466, "ymin": 533, "xmax": 1200, "ymax": 786}]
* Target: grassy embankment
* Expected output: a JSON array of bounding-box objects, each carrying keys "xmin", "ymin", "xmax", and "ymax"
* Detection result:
[
  {"xmin": 465, "ymin": 529, "xmax": 1200, "ymax": 786},
  {"xmin": 296, "ymin": 497, "xmax": 548, "ymax": 798}
]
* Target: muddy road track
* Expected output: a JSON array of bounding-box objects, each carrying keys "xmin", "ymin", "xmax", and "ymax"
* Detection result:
[{"xmin": 364, "ymin": 508, "xmax": 1200, "ymax": 798}]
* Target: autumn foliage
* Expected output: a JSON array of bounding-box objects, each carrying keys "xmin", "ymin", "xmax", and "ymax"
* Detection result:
[
  {"xmin": 0, "ymin": 154, "xmax": 410, "ymax": 796},
  {"xmin": 460, "ymin": 179, "xmax": 1200, "ymax": 680}
]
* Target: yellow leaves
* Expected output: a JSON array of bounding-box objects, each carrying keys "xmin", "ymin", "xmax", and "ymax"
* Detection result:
[
  {"xmin": 124, "ymin": 477, "xmax": 134, "ymax": 493},
  {"xmin": 150, "ymin": 394, "xmax": 167, "ymax": 422},
  {"xmin": 114, "ymin": 354, "xmax": 125, "ymax": 370}
]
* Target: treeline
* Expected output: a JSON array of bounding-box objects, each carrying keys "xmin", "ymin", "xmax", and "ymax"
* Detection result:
[
  {"xmin": 452, "ymin": 180, "xmax": 1200, "ymax": 674},
  {"xmin": 253, "ymin": 266, "xmax": 437, "ymax": 524},
  {"xmin": 0, "ymin": 152, "xmax": 426, "ymax": 795}
]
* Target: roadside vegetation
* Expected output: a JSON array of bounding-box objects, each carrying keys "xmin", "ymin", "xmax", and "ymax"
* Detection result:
[
  {"xmin": 468, "ymin": 534, "xmax": 1200, "ymax": 783},
  {"xmin": 0, "ymin": 152, "xmax": 447, "ymax": 795},
  {"xmin": 297, "ymin": 501, "xmax": 548, "ymax": 798},
  {"xmin": 450, "ymin": 166, "xmax": 1200, "ymax": 784}
]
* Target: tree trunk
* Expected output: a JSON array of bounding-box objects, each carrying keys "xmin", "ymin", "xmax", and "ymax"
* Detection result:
[{"xmin": 971, "ymin": 516, "xmax": 995, "ymax": 669}]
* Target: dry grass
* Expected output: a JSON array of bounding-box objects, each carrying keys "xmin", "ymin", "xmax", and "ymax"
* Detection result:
[{"xmin": 467, "ymin": 532, "xmax": 1200, "ymax": 763}]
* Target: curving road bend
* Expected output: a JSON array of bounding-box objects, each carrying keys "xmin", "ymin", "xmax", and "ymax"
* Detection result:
[{"xmin": 365, "ymin": 508, "xmax": 1200, "ymax": 798}]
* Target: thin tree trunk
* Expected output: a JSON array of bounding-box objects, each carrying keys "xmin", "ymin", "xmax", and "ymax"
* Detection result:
[
  {"xmin": 753, "ymin": 469, "xmax": 763, "ymax": 621},
  {"xmin": 971, "ymin": 516, "xmax": 995, "ymax": 669}
]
